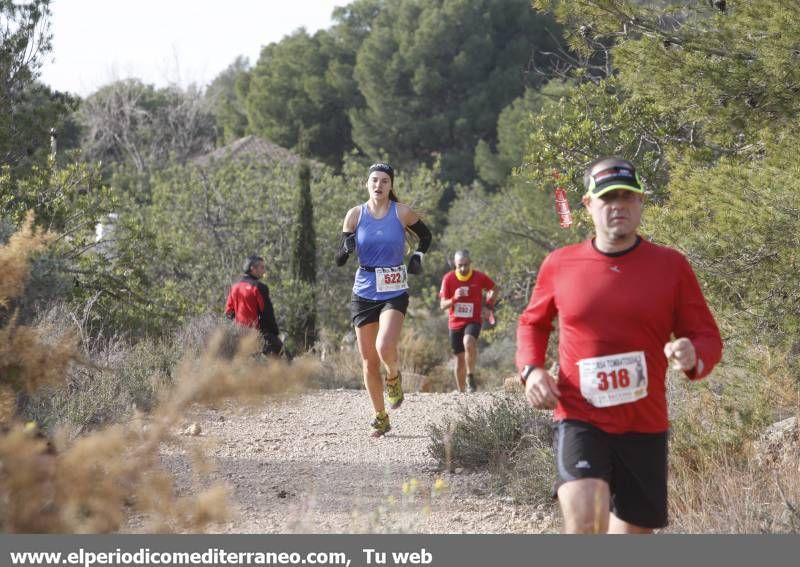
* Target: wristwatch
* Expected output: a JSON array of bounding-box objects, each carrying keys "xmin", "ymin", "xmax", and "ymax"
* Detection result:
[{"xmin": 520, "ymin": 364, "xmax": 538, "ymax": 385}]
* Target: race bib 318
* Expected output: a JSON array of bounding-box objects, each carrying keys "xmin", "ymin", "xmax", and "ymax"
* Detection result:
[{"xmin": 578, "ymin": 351, "xmax": 648, "ymax": 408}]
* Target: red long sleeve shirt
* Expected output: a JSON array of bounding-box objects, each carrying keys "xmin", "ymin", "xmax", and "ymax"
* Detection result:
[
  {"xmin": 516, "ymin": 238, "xmax": 722, "ymax": 434},
  {"xmin": 439, "ymin": 270, "xmax": 496, "ymax": 330}
]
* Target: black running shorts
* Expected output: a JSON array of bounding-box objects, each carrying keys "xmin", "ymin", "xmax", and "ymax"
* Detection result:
[
  {"xmin": 449, "ymin": 323, "xmax": 481, "ymax": 354},
  {"xmin": 350, "ymin": 292, "xmax": 409, "ymax": 327},
  {"xmin": 553, "ymin": 419, "xmax": 669, "ymax": 529}
]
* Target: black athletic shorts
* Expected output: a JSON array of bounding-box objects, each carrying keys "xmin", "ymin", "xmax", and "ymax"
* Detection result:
[
  {"xmin": 449, "ymin": 323, "xmax": 481, "ymax": 354},
  {"xmin": 350, "ymin": 292, "xmax": 409, "ymax": 327},
  {"xmin": 552, "ymin": 419, "xmax": 669, "ymax": 529}
]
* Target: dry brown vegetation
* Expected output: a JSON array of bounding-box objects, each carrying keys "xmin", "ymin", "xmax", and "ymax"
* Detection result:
[
  {"xmin": 0, "ymin": 212, "xmax": 53, "ymax": 309},
  {"xmin": 664, "ymin": 348, "xmax": 800, "ymax": 533},
  {"xmin": 0, "ymin": 213, "xmax": 78, "ymax": 422},
  {"xmin": 0, "ymin": 215, "xmax": 314, "ymax": 532}
]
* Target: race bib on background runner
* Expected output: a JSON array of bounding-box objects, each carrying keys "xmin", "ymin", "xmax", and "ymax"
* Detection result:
[
  {"xmin": 454, "ymin": 302, "xmax": 474, "ymax": 318},
  {"xmin": 375, "ymin": 265, "xmax": 409, "ymax": 292},
  {"xmin": 578, "ymin": 351, "xmax": 648, "ymax": 408}
]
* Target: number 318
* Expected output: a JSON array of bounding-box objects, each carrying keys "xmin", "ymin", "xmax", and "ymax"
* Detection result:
[{"xmin": 596, "ymin": 369, "xmax": 630, "ymax": 391}]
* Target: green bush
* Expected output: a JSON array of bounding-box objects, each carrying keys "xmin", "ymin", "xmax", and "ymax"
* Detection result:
[
  {"xmin": 429, "ymin": 394, "xmax": 525, "ymax": 469},
  {"xmin": 21, "ymin": 334, "xmax": 181, "ymax": 434},
  {"xmin": 427, "ymin": 394, "xmax": 554, "ymax": 503}
]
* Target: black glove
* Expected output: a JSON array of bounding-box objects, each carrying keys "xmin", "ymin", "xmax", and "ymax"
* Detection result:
[
  {"xmin": 335, "ymin": 232, "xmax": 356, "ymax": 266},
  {"xmin": 408, "ymin": 252, "xmax": 423, "ymax": 275},
  {"xmin": 343, "ymin": 233, "xmax": 356, "ymax": 254}
]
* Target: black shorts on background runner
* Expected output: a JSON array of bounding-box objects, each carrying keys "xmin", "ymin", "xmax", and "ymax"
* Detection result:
[
  {"xmin": 449, "ymin": 323, "xmax": 481, "ymax": 354},
  {"xmin": 553, "ymin": 419, "xmax": 669, "ymax": 529},
  {"xmin": 351, "ymin": 292, "xmax": 409, "ymax": 327}
]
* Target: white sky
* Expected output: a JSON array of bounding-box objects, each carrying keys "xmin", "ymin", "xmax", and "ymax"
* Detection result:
[{"xmin": 40, "ymin": 0, "xmax": 351, "ymax": 96}]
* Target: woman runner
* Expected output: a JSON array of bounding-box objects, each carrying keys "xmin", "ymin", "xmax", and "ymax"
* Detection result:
[{"xmin": 335, "ymin": 163, "xmax": 432, "ymax": 437}]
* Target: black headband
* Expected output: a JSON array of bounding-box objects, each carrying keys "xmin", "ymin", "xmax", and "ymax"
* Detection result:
[{"xmin": 368, "ymin": 163, "xmax": 394, "ymax": 183}]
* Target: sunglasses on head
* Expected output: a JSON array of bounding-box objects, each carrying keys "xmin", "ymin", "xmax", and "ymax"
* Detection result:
[{"xmin": 586, "ymin": 166, "xmax": 643, "ymax": 195}]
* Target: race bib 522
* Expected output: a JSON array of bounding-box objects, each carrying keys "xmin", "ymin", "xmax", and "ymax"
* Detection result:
[{"xmin": 375, "ymin": 265, "xmax": 409, "ymax": 292}]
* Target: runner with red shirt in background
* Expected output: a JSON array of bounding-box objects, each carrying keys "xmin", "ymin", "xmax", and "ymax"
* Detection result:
[
  {"xmin": 516, "ymin": 157, "xmax": 722, "ymax": 534},
  {"xmin": 439, "ymin": 250, "xmax": 497, "ymax": 393}
]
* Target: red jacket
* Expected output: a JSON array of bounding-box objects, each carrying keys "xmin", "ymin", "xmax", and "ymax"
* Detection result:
[
  {"xmin": 225, "ymin": 275, "xmax": 280, "ymax": 336},
  {"xmin": 516, "ymin": 238, "xmax": 722, "ymax": 434}
]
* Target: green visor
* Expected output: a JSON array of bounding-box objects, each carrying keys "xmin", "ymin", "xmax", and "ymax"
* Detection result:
[{"xmin": 585, "ymin": 166, "xmax": 644, "ymax": 197}]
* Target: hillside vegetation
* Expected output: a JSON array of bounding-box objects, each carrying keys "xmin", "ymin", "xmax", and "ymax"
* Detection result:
[{"xmin": 1, "ymin": 0, "xmax": 799, "ymax": 532}]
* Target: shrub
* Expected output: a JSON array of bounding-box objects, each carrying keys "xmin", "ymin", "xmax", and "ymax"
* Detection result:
[
  {"xmin": 475, "ymin": 335, "xmax": 518, "ymax": 389},
  {"xmin": 398, "ymin": 312, "xmax": 450, "ymax": 376},
  {"xmin": 18, "ymin": 310, "xmax": 283, "ymax": 434},
  {"xmin": 314, "ymin": 348, "xmax": 364, "ymax": 390},
  {"xmin": 427, "ymin": 394, "xmax": 554, "ymax": 503},
  {"xmin": 0, "ymin": 219, "xmax": 316, "ymax": 531},
  {"xmin": 20, "ymin": 309, "xmax": 185, "ymax": 433}
]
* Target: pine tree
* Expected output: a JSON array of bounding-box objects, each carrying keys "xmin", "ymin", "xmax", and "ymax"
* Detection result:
[{"xmin": 290, "ymin": 162, "xmax": 317, "ymax": 349}]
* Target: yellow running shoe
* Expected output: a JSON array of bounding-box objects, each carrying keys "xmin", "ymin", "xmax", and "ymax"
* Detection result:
[
  {"xmin": 370, "ymin": 410, "xmax": 391, "ymax": 437},
  {"xmin": 387, "ymin": 371, "xmax": 404, "ymax": 409}
]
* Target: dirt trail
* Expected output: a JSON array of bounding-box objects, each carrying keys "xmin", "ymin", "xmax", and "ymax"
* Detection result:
[{"xmin": 159, "ymin": 389, "xmax": 557, "ymax": 533}]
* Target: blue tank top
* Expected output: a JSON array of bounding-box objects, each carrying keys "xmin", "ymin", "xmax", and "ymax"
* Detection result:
[{"xmin": 352, "ymin": 201, "xmax": 407, "ymax": 300}]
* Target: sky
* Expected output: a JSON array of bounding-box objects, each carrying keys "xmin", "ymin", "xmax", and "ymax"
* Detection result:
[{"xmin": 39, "ymin": 0, "xmax": 351, "ymax": 97}]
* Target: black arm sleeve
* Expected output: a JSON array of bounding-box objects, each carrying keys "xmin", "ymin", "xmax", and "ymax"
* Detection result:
[
  {"xmin": 408, "ymin": 220, "xmax": 432, "ymax": 253},
  {"xmin": 257, "ymin": 282, "xmax": 280, "ymax": 336},
  {"xmin": 335, "ymin": 232, "xmax": 356, "ymax": 266}
]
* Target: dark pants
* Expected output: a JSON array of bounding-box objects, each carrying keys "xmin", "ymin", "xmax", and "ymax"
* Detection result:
[{"xmin": 263, "ymin": 332, "xmax": 293, "ymax": 361}]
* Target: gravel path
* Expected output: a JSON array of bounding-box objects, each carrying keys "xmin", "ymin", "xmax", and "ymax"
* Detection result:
[{"xmin": 160, "ymin": 389, "xmax": 557, "ymax": 533}]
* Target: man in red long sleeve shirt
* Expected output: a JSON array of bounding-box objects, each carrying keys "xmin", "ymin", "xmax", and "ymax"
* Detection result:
[
  {"xmin": 439, "ymin": 250, "xmax": 497, "ymax": 392},
  {"xmin": 516, "ymin": 157, "xmax": 722, "ymax": 534}
]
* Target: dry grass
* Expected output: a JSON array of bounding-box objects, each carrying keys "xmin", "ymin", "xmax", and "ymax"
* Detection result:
[
  {"xmin": 474, "ymin": 336, "xmax": 518, "ymax": 390},
  {"xmin": 667, "ymin": 442, "xmax": 800, "ymax": 533},
  {"xmin": 310, "ymin": 313, "xmax": 453, "ymax": 391},
  {"xmin": 0, "ymin": 215, "xmax": 315, "ymax": 533},
  {"xmin": 0, "ymin": 317, "xmax": 79, "ymax": 412},
  {"xmin": 18, "ymin": 310, "xmax": 253, "ymax": 433},
  {"xmin": 1, "ymin": 329, "xmax": 315, "ymax": 533},
  {"xmin": 315, "ymin": 349, "xmax": 364, "ymax": 390},
  {"xmin": 0, "ymin": 212, "xmax": 52, "ymax": 308},
  {"xmin": 397, "ymin": 316, "xmax": 449, "ymax": 376},
  {"xmin": 0, "ymin": 213, "xmax": 77, "ymax": 422},
  {"xmin": 665, "ymin": 346, "xmax": 800, "ymax": 532}
]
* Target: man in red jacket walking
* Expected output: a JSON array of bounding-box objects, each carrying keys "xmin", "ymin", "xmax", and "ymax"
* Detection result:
[
  {"xmin": 225, "ymin": 255, "xmax": 291, "ymax": 360},
  {"xmin": 516, "ymin": 157, "xmax": 722, "ymax": 533}
]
